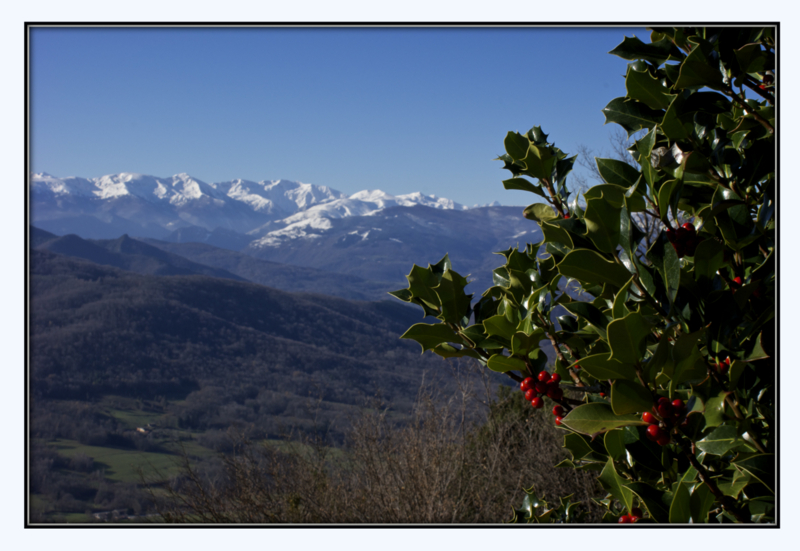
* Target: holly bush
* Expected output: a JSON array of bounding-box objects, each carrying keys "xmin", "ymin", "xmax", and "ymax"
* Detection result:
[{"xmin": 391, "ymin": 27, "xmax": 775, "ymax": 524}]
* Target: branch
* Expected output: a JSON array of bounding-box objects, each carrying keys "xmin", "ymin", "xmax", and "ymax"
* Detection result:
[{"xmin": 724, "ymin": 87, "xmax": 774, "ymax": 134}]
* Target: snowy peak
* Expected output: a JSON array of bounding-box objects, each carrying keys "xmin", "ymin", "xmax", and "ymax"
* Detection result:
[{"xmin": 32, "ymin": 172, "xmax": 475, "ymax": 244}]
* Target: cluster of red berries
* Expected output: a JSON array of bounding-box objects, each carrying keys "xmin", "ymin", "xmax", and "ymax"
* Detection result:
[
  {"xmin": 666, "ymin": 222, "xmax": 701, "ymax": 258},
  {"xmin": 618, "ymin": 507, "xmax": 643, "ymax": 523},
  {"xmin": 715, "ymin": 356, "xmax": 731, "ymax": 374},
  {"xmin": 520, "ymin": 371, "xmax": 565, "ymax": 424},
  {"xmin": 641, "ymin": 397, "xmax": 687, "ymax": 446},
  {"xmin": 730, "ymin": 276, "xmax": 744, "ymax": 292}
]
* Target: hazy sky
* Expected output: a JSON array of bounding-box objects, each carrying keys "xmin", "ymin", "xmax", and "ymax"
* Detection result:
[{"xmin": 31, "ymin": 26, "xmax": 646, "ymax": 206}]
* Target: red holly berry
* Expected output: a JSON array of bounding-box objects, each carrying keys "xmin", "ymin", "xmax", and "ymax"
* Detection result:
[
  {"xmin": 666, "ymin": 227, "xmax": 676, "ymax": 242},
  {"xmin": 656, "ymin": 433, "xmax": 671, "ymax": 446},
  {"xmin": 573, "ymin": 364, "xmax": 581, "ymax": 371},
  {"xmin": 630, "ymin": 507, "xmax": 643, "ymax": 520},
  {"xmin": 552, "ymin": 405, "xmax": 565, "ymax": 417},
  {"xmin": 520, "ymin": 377, "xmax": 534, "ymax": 393},
  {"xmin": 524, "ymin": 389, "xmax": 537, "ymax": 402},
  {"xmin": 759, "ymin": 84, "xmax": 766, "ymax": 90},
  {"xmin": 555, "ymin": 416, "xmax": 564, "ymax": 426},
  {"xmin": 671, "ymin": 399, "xmax": 685, "ymax": 413},
  {"xmin": 724, "ymin": 357, "xmax": 731, "ymax": 366},
  {"xmin": 656, "ymin": 397, "xmax": 674, "ymax": 418},
  {"xmin": 642, "ymin": 411, "xmax": 657, "ymax": 425},
  {"xmin": 599, "ymin": 392, "xmax": 606, "ymax": 398},
  {"xmin": 618, "ymin": 515, "xmax": 633, "ymax": 524},
  {"xmin": 535, "ymin": 381, "xmax": 550, "ymax": 394},
  {"xmin": 563, "ymin": 213, "xmax": 570, "ymax": 219},
  {"xmin": 549, "ymin": 373, "xmax": 562, "ymax": 384},
  {"xmin": 538, "ymin": 371, "xmax": 551, "ymax": 383},
  {"xmin": 646, "ymin": 425, "xmax": 663, "ymax": 441},
  {"xmin": 530, "ymin": 396, "xmax": 543, "ymax": 409},
  {"xmin": 681, "ymin": 222, "xmax": 695, "ymax": 232},
  {"xmin": 731, "ymin": 276, "xmax": 743, "ymax": 291},
  {"xmin": 547, "ymin": 387, "xmax": 564, "ymax": 401}
]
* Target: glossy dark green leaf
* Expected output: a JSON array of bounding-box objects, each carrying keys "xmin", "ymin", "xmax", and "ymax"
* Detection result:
[
  {"xmin": 596, "ymin": 158, "xmax": 642, "ymax": 188},
  {"xmin": 675, "ymin": 43, "xmax": 725, "ymax": 91},
  {"xmin": 626, "ymin": 66, "xmax": 675, "ymax": 110},
  {"xmin": 483, "ymin": 314, "xmax": 517, "ymax": 340},
  {"xmin": 611, "ymin": 379, "xmax": 654, "ymax": 415},
  {"xmin": 584, "ymin": 196, "xmax": 621, "ymax": 253},
  {"xmin": 406, "ymin": 264, "xmax": 441, "ymax": 310},
  {"xmin": 734, "ymin": 43, "xmax": 769, "ymax": 73},
  {"xmin": 646, "ymin": 233, "xmax": 681, "ymax": 308},
  {"xmin": 522, "ymin": 144, "xmax": 556, "ymax": 181},
  {"xmin": 558, "ymin": 249, "xmax": 633, "ymax": 289},
  {"xmin": 486, "ymin": 354, "xmax": 527, "ymax": 373},
  {"xmin": 602, "ymin": 97, "xmax": 664, "ymax": 137},
  {"xmin": 563, "ymin": 432, "xmax": 595, "ymax": 461},
  {"xmin": 603, "ymin": 430, "xmax": 627, "ymax": 461},
  {"xmin": 559, "ymin": 403, "xmax": 646, "ymax": 436},
  {"xmin": 668, "ymin": 478, "xmax": 691, "ymax": 524},
  {"xmin": 696, "ymin": 424, "xmax": 743, "ymax": 455},
  {"xmin": 502, "ymin": 178, "xmax": 548, "ymax": 199},
  {"xmin": 611, "ymin": 277, "xmax": 633, "ymax": 320},
  {"xmin": 431, "ymin": 343, "xmax": 481, "ymax": 359},
  {"xmin": 572, "ymin": 353, "xmax": 637, "ymax": 381},
  {"xmin": 523, "ymin": 203, "xmax": 559, "ymax": 223},
  {"xmin": 400, "ymin": 323, "xmax": 460, "ymax": 353},
  {"xmin": 583, "ymin": 183, "xmax": 645, "ymax": 211},
  {"xmin": 626, "ymin": 482, "xmax": 669, "ymax": 523},
  {"xmin": 609, "ymin": 36, "xmax": 684, "ymax": 65},
  {"xmin": 434, "ymin": 269, "xmax": 471, "ymax": 323},
  {"xmin": 733, "ymin": 454, "xmax": 774, "ymax": 494},
  {"xmin": 562, "ymin": 302, "xmax": 610, "ymax": 339},
  {"xmin": 504, "ymin": 131, "xmax": 529, "ymax": 161},
  {"xmin": 717, "ymin": 469, "xmax": 750, "ymax": 498},
  {"xmin": 388, "ymin": 288, "xmax": 412, "ymax": 302},
  {"xmin": 689, "ymin": 483, "xmax": 715, "ymax": 523},
  {"xmin": 598, "ymin": 458, "xmax": 633, "ymax": 512},
  {"xmin": 608, "ymin": 311, "xmax": 651, "ymax": 365}
]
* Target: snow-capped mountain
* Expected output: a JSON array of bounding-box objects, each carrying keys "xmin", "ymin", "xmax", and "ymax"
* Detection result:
[{"xmin": 30, "ymin": 172, "xmax": 468, "ymax": 241}]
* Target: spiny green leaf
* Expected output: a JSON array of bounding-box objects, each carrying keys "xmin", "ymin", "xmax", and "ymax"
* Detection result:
[
  {"xmin": 733, "ymin": 454, "xmax": 774, "ymax": 494},
  {"xmin": 559, "ymin": 403, "xmax": 646, "ymax": 436},
  {"xmin": 598, "ymin": 458, "xmax": 633, "ymax": 512},
  {"xmin": 602, "ymin": 97, "xmax": 664, "ymax": 137},
  {"xmin": 487, "ymin": 354, "xmax": 527, "ymax": 373},
  {"xmin": 609, "ymin": 35, "xmax": 684, "ymax": 66},
  {"xmin": 610, "ymin": 379, "xmax": 654, "ymax": 415},
  {"xmin": 626, "ymin": 482, "xmax": 669, "ymax": 523},
  {"xmin": 607, "ymin": 311, "xmax": 652, "ymax": 365},
  {"xmin": 668, "ymin": 478, "xmax": 691, "ymax": 523},
  {"xmin": 625, "ymin": 66, "xmax": 675, "ymax": 110},
  {"xmin": 696, "ymin": 424, "xmax": 743, "ymax": 455},
  {"xmin": 400, "ymin": 323, "xmax": 460, "ymax": 353},
  {"xmin": 558, "ymin": 249, "xmax": 633, "ymax": 289},
  {"xmin": 523, "ymin": 203, "xmax": 559, "ymax": 223}
]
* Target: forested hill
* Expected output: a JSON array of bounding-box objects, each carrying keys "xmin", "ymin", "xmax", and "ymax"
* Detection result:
[{"xmin": 30, "ymin": 249, "xmax": 451, "ymax": 435}]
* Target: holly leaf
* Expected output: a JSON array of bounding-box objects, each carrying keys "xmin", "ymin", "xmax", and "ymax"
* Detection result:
[
  {"xmin": 559, "ymin": 403, "xmax": 646, "ymax": 436},
  {"xmin": 400, "ymin": 323, "xmax": 460, "ymax": 353},
  {"xmin": 610, "ymin": 379, "xmax": 654, "ymax": 415},
  {"xmin": 602, "ymin": 97, "xmax": 664, "ymax": 137},
  {"xmin": 626, "ymin": 66, "xmax": 675, "ymax": 110},
  {"xmin": 607, "ymin": 311, "xmax": 652, "ymax": 365},
  {"xmin": 558, "ymin": 249, "xmax": 633, "ymax": 289}
]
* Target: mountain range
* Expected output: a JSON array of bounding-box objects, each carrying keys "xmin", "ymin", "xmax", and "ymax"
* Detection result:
[
  {"xmin": 31, "ymin": 172, "xmax": 469, "ymax": 241},
  {"xmin": 31, "ymin": 172, "xmax": 538, "ymax": 292}
]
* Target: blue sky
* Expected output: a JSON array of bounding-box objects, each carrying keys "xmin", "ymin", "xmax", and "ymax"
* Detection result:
[{"xmin": 31, "ymin": 26, "xmax": 647, "ymax": 207}]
